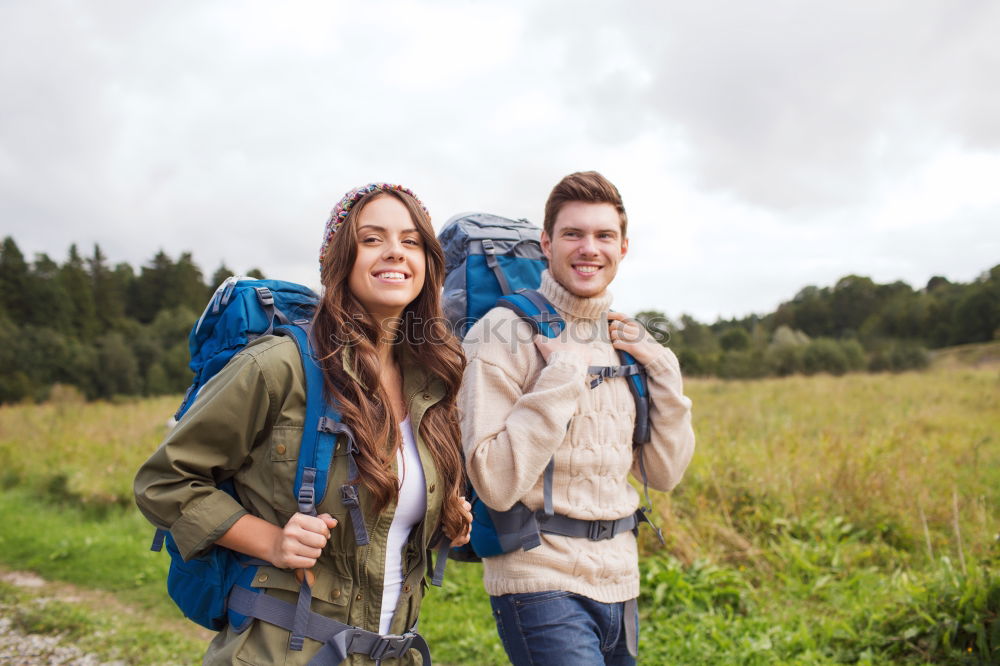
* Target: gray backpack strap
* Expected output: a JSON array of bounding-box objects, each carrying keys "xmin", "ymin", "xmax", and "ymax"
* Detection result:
[
  {"xmin": 480, "ymin": 239, "xmax": 512, "ymax": 295},
  {"xmin": 289, "ymin": 580, "xmax": 313, "ymax": 651},
  {"xmin": 542, "ymin": 457, "xmax": 555, "ymax": 517},
  {"xmin": 488, "ymin": 503, "xmax": 542, "ymax": 552},
  {"xmin": 624, "ymin": 597, "xmax": 639, "ymax": 657},
  {"xmin": 228, "ymin": 586, "xmax": 432, "ymax": 664},
  {"xmin": 430, "ymin": 537, "xmax": 451, "ymax": 587},
  {"xmin": 635, "ymin": 445, "xmax": 664, "ymax": 545},
  {"xmin": 318, "ymin": 419, "xmax": 370, "ymax": 547},
  {"xmin": 586, "ymin": 363, "xmax": 643, "ymax": 388},
  {"xmin": 536, "ymin": 512, "xmax": 639, "ymax": 541},
  {"xmin": 150, "ymin": 528, "xmax": 167, "ymax": 552}
]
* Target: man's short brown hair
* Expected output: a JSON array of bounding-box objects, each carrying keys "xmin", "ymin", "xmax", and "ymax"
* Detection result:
[{"xmin": 543, "ymin": 171, "xmax": 628, "ymax": 238}]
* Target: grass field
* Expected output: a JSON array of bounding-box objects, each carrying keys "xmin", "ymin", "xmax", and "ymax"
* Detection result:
[{"xmin": 0, "ymin": 360, "xmax": 997, "ymax": 664}]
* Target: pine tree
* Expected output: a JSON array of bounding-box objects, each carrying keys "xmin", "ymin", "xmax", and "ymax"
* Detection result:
[
  {"xmin": 89, "ymin": 244, "xmax": 125, "ymax": 329},
  {"xmin": 59, "ymin": 244, "xmax": 99, "ymax": 340},
  {"xmin": 0, "ymin": 237, "xmax": 31, "ymax": 321},
  {"xmin": 173, "ymin": 252, "xmax": 208, "ymax": 312},
  {"xmin": 31, "ymin": 253, "xmax": 73, "ymax": 332},
  {"xmin": 131, "ymin": 250, "xmax": 174, "ymax": 323}
]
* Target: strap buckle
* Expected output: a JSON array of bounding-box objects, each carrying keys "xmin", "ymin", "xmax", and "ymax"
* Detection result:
[
  {"xmin": 368, "ymin": 632, "xmax": 415, "ymax": 661},
  {"xmin": 340, "ymin": 484, "xmax": 360, "ymax": 508},
  {"xmin": 254, "ymin": 286, "xmax": 274, "ymax": 307},
  {"xmin": 297, "ymin": 485, "xmax": 315, "ymax": 508},
  {"xmin": 588, "ymin": 519, "xmax": 615, "ymax": 541}
]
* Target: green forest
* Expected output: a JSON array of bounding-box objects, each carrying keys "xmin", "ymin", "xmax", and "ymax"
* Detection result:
[
  {"xmin": 637, "ymin": 261, "xmax": 1000, "ymax": 379},
  {"xmin": 0, "ymin": 234, "xmax": 997, "ymax": 403}
]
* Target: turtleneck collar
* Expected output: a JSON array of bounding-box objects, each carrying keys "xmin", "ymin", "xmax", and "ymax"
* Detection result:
[{"xmin": 537, "ymin": 270, "xmax": 613, "ymax": 321}]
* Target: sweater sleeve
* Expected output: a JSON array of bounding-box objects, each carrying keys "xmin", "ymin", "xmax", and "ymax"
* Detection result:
[
  {"xmin": 631, "ymin": 347, "xmax": 695, "ymax": 492},
  {"xmin": 133, "ymin": 349, "xmax": 277, "ymax": 560},
  {"xmin": 459, "ymin": 315, "xmax": 589, "ymax": 511}
]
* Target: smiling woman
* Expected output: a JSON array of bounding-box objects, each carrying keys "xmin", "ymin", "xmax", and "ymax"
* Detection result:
[
  {"xmin": 133, "ymin": 182, "xmax": 472, "ymax": 665},
  {"xmin": 348, "ymin": 196, "xmax": 427, "ymax": 322}
]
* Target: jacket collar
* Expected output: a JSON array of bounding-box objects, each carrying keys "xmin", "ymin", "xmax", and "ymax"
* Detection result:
[{"xmin": 340, "ymin": 344, "xmax": 444, "ymax": 404}]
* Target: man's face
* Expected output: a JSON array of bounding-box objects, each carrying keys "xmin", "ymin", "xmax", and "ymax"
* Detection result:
[{"xmin": 541, "ymin": 201, "xmax": 628, "ymax": 299}]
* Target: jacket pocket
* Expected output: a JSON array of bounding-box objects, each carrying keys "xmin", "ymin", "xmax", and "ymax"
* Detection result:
[
  {"xmin": 250, "ymin": 566, "xmax": 353, "ymax": 611},
  {"xmin": 269, "ymin": 426, "xmax": 303, "ymax": 513},
  {"xmin": 233, "ymin": 567, "xmax": 358, "ymax": 664},
  {"xmin": 270, "ymin": 426, "xmax": 353, "ymax": 520}
]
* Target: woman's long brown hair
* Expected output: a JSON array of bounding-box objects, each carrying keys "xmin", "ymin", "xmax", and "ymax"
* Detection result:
[{"xmin": 312, "ymin": 190, "xmax": 467, "ymax": 539}]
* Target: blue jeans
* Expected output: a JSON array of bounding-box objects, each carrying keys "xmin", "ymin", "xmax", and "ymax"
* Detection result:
[{"xmin": 489, "ymin": 591, "xmax": 637, "ymax": 666}]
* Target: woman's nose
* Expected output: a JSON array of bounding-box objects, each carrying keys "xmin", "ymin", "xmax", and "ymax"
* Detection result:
[{"xmin": 382, "ymin": 238, "xmax": 404, "ymax": 260}]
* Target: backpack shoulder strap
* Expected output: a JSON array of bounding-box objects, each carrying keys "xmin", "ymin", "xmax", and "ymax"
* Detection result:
[
  {"xmin": 496, "ymin": 289, "xmax": 565, "ymax": 338},
  {"xmin": 615, "ymin": 348, "xmax": 663, "ymax": 544},
  {"xmin": 617, "ymin": 349, "xmax": 651, "ymax": 445},
  {"xmin": 275, "ymin": 324, "xmax": 335, "ymax": 512},
  {"xmin": 274, "ymin": 325, "xmax": 370, "ymax": 547}
]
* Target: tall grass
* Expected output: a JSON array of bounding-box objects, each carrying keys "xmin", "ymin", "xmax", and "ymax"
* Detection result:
[
  {"xmin": 0, "ymin": 367, "xmax": 997, "ymax": 663},
  {"xmin": 0, "ymin": 394, "xmax": 176, "ymax": 507},
  {"xmin": 657, "ymin": 368, "xmax": 999, "ymax": 566}
]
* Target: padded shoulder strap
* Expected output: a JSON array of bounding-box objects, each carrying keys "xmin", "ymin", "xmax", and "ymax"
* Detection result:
[
  {"xmin": 274, "ymin": 325, "xmax": 341, "ymax": 514},
  {"xmin": 617, "ymin": 349, "xmax": 651, "ymax": 445},
  {"xmin": 496, "ymin": 289, "xmax": 565, "ymax": 338},
  {"xmin": 277, "ymin": 325, "xmax": 370, "ymax": 547}
]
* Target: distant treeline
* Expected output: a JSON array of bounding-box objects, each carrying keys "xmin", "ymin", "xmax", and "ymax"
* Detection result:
[
  {"xmin": 0, "ymin": 237, "xmax": 264, "ymax": 404},
  {"xmin": 638, "ymin": 264, "xmax": 1000, "ymax": 378},
  {"xmin": 0, "ymin": 235, "xmax": 998, "ymax": 402}
]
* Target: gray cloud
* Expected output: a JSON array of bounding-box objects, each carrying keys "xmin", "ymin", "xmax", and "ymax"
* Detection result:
[
  {"xmin": 526, "ymin": 0, "xmax": 1000, "ymax": 211},
  {"xmin": 1, "ymin": 1, "xmax": 997, "ymax": 322}
]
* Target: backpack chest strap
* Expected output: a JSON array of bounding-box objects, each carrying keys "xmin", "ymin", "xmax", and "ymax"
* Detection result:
[{"xmin": 586, "ymin": 364, "xmax": 644, "ymax": 388}]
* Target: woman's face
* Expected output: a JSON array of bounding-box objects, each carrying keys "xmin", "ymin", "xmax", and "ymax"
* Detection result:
[{"xmin": 347, "ymin": 194, "xmax": 427, "ymax": 321}]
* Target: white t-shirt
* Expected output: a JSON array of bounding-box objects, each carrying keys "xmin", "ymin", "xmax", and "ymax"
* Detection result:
[{"xmin": 379, "ymin": 416, "xmax": 426, "ymax": 634}]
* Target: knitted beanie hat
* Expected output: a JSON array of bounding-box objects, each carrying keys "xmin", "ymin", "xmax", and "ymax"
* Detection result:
[{"xmin": 319, "ymin": 182, "xmax": 429, "ymax": 267}]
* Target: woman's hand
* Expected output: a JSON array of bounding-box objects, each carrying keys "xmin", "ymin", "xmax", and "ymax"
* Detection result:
[
  {"xmin": 269, "ymin": 512, "xmax": 338, "ymax": 571},
  {"xmin": 217, "ymin": 512, "xmax": 337, "ymax": 586},
  {"xmin": 607, "ymin": 311, "xmax": 663, "ymax": 366},
  {"xmin": 447, "ymin": 496, "xmax": 473, "ymax": 548}
]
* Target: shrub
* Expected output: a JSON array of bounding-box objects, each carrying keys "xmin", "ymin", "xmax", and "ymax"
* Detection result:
[
  {"xmin": 765, "ymin": 343, "xmax": 804, "ymax": 376},
  {"xmin": 839, "ymin": 338, "xmax": 867, "ymax": 371},
  {"xmin": 719, "ymin": 327, "xmax": 751, "ymax": 351},
  {"xmin": 716, "ymin": 350, "xmax": 766, "ymax": 379},
  {"xmin": 868, "ymin": 340, "xmax": 931, "ymax": 372},
  {"xmin": 93, "ymin": 332, "xmax": 141, "ymax": 398},
  {"xmin": 677, "ymin": 349, "xmax": 714, "ymax": 376},
  {"xmin": 803, "ymin": 338, "xmax": 849, "ymax": 375}
]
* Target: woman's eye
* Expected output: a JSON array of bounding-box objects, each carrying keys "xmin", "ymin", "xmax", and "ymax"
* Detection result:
[{"xmin": 361, "ymin": 236, "xmax": 380, "ymax": 244}]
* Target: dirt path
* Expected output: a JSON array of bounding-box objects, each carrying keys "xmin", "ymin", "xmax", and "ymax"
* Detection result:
[
  {"xmin": 0, "ymin": 568, "xmax": 211, "ymax": 665},
  {"xmin": 0, "ymin": 570, "xmax": 109, "ymax": 665},
  {"xmin": 0, "ymin": 615, "xmax": 106, "ymax": 665}
]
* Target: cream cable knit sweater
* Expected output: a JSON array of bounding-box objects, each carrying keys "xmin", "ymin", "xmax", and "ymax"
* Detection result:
[{"xmin": 459, "ymin": 270, "xmax": 696, "ymax": 602}]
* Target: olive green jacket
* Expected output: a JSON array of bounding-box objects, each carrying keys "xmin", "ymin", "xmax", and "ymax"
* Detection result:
[{"xmin": 134, "ymin": 336, "xmax": 446, "ymax": 665}]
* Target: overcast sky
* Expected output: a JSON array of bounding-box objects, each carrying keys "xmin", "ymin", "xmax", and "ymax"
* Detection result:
[{"xmin": 2, "ymin": 1, "xmax": 998, "ymax": 322}]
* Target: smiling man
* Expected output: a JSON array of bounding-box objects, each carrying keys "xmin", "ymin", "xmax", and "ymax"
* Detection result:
[{"xmin": 458, "ymin": 171, "xmax": 696, "ymax": 665}]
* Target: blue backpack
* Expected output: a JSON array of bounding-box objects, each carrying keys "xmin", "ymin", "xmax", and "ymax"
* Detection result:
[
  {"xmin": 439, "ymin": 212, "xmax": 548, "ymax": 338},
  {"xmin": 437, "ymin": 214, "xmax": 661, "ymax": 563},
  {"xmin": 148, "ymin": 278, "xmax": 434, "ymax": 661}
]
